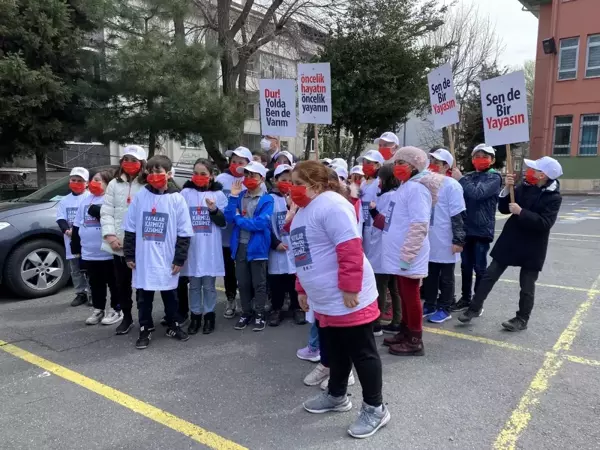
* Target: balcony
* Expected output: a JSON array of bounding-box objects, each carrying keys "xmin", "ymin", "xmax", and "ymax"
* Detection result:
[{"xmin": 518, "ymin": 0, "xmax": 552, "ymax": 17}]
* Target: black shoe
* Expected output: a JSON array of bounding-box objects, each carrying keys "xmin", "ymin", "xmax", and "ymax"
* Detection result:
[
  {"xmin": 234, "ymin": 314, "xmax": 252, "ymax": 330},
  {"xmin": 373, "ymin": 323, "xmax": 383, "ymax": 337},
  {"xmin": 188, "ymin": 314, "xmax": 202, "ymax": 335},
  {"xmin": 70, "ymin": 293, "xmax": 88, "ymax": 307},
  {"xmin": 268, "ymin": 310, "xmax": 282, "ymax": 327},
  {"xmin": 382, "ymin": 323, "xmax": 403, "ymax": 334},
  {"xmin": 253, "ymin": 314, "xmax": 266, "ymax": 332},
  {"xmin": 203, "ymin": 312, "xmax": 215, "ymax": 335},
  {"xmin": 166, "ymin": 324, "xmax": 190, "ymax": 341},
  {"xmin": 135, "ymin": 327, "xmax": 152, "ymax": 349},
  {"xmin": 458, "ymin": 308, "xmax": 484, "ymax": 323},
  {"xmin": 502, "ymin": 317, "xmax": 528, "ymax": 332},
  {"xmin": 293, "ymin": 309, "xmax": 307, "ymax": 325},
  {"xmin": 116, "ymin": 314, "xmax": 134, "ymax": 335},
  {"xmin": 160, "ymin": 317, "xmax": 168, "ymax": 327},
  {"xmin": 450, "ymin": 297, "xmax": 471, "ymax": 312}
]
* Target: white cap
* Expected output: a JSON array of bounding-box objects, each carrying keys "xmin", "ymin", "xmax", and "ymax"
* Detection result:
[
  {"xmin": 374, "ymin": 131, "xmax": 399, "ymax": 146},
  {"xmin": 226, "ymin": 146, "xmax": 253, "ymax": 161},
  {"xmin": 334, "ymin": 166, "xmax": 348, "ymax": 180},
  {"xmin": 274, "ymin": 164, "xmax": 293, "ymax": 178},
  {"xmin": 330, "ymin": 158, "xmax": 348, "ymax": 170},
  {"xmin": 524, "ymin": 157, "xmax": 563, "ymax": 180},
  {"xmin": 321, "ymin": 158, "xmax": 333, "ymax": 165},
  {"xmin": 430, "ymin": 149, "xmax": 454, "ymax": 167},
  {"xmin": 275, "ymin": 150, "xmax": 294, "ymax": 164},
  {"xmin": 122, "ymin": 145, "xmax": 147, "ymax": 161},
  {"xmin": 69, "ymin": 167, "xmax": 89, "ymax": 182},
  {"xmin": 471, "ymin": 143, "xmax": 495, "ymax": 156},
  {"xmin": 350, "ymin": 165, "xmax": 364, "ymax": 176},
  {"xmin": 237, "ymin": 160, "xmax": 267, "ymax": 178},
  {"xmin": 357, "ymin": 150, "xmax": 385, "ymax": 165}
]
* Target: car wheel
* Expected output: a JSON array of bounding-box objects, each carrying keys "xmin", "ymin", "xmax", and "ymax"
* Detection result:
[{"xmin": 4, "ymin": 239, "xmax": 70, "ymax": 298}]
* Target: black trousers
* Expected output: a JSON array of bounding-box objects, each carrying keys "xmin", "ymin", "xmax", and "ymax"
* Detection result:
[
  {"xmin": 235, "ymin": 244, "xmax": 268, "ymax": 315},
  {"xmin": 177, "ymin": 276, "xmax": 189, "ymax": 319},
  {"xmin": 222, "ymin": 246, "xmax": 237, "ymax": 300},
  {"xmin": 470, "ymin": 259, "xmax": 540, "ymax": 321},
  {"xmin": 83, "ymin": 259, "xmax": 118, "ymax": 311},
  {"xmin": 316, "ymin": 320, "xmax": 329, "ymax": 367},
  {"xmin": 323, "ymin": 321, "xmax": 383, "ymax": 407},
  {"xmin": 268, "ymin": 273, "xmax": 299, "ymax": 311},
  {"xmin": 422, "ymin": 262, "xmax": 455, "ymax": 310},
  {"xmin": 137, "ymin": 289, "xmax": 180, "ymax": 329},
  {"xmin": 460, "ymin": 237, "xmax": 490, "ymax": 302},
  {"xmin": 113, "ymin": 255, "xmax": 133, "ymax": 317}
]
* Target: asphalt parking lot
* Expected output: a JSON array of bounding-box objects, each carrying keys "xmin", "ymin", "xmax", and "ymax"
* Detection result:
[{"xmin": 2, "ymin": 195, "xmax": 600, "ymax": 450}]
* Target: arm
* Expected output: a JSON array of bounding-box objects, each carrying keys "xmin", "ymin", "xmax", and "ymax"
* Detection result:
[
  {"xmin": 224, "ymin": 195, "xmax": 240, "ymax": 224},
  {"xmin": 369, "ymin": 208, "xmax": 386, "ymax": 230},
  {"xmin": 209, "ymin": 209, "xmax": 226, "ymax": 227},
  {"xmin": 122, "ymin": 196, "xmax": 138, "ymax": 262},
  {"xmin": 100, "ymin": 180, "xmax": 117, "ymax": 238},
  {"xmin": 56, "ymin": 200, "xmax": 69, "ymax": 233},
  {"xmin": 123, "ymin": 231, "xmax": 136, "ymax": 262},
  {"xmin": 335, "ymin": 238, "xmax": 363, "ymax": 293},
  {"xmin": 295, "ymin": 275, "xmax": 306, "ymax": 295},
  {"xmin": 497, "ymin": 184, "xmax": 517, "ymax": 215},
  {"xmin": 57, "ymin": 219, "xmax": 70, "ymax": 234},
  {"xmin": 400, "ymin": 186, "xmax": 432, "ymax": 265},
  {"xmin": 459, "ymin": 173, "xmax": 502, "ymax": 201},
  {"xmin": 270, "ymin": 229, "xmax": 282, "ymax": 250},
  {"xmin": 233, "ymin": 197, "xmax": 274, "ymax": 232},
  {"xmin": 517, "ymin": 195, "xmax": 562, "ymax": 232},
  {"xmin": 70, "ymin": 226, "xmax": 82, "ymax": 255},
  {"xmin": 450, "ymin": 213, "xmax": 466, "ymax": 246},
  {"xmin": 173, "ymin": 236, "xmax": 191, "ymax": 266}
]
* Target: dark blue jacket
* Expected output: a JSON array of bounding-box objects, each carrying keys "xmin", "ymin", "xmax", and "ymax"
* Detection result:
[{"xmin": 459, "ymin": 169, "xmax": 502, "ymax": 241}]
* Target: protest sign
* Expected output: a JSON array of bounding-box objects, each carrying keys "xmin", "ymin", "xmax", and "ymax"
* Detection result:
[
  {"xmin": 298, "ymin": 63, "xmax": 332, "ymax": 125},
  {"xmin": 427, "ymin": 63, "xmax": 459, "ymax": 130},
  {"xmin": 259, "ymin": 79, "xmax": 297, "ymax": 137}
]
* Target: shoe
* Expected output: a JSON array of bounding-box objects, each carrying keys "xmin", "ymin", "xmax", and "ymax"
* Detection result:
[
  {"xmin": 101, "ymin": 309, "xmax": 123, "ymax": 325},
  {"xmin": 115, "ymin": 314, "xmax": 134, "ymax": 335},
  {"xmin": 166, "ymin": 324, "xmax": 190, "ymax": 341},
  {"xmin": 303, "ymin": 391, "xmax": 352, "ymax": 414},
  {"xmin": 382, "ymin": 323, "xmax": 402, "ymax": 334},
  {"xmin": 164, "ymin": 315, "xmax": 189, "ymax": 327},
  {"xmin": 203, "ymin": 312, "xmax": 215, "ymax": 334},
  {"xmin": 296, "ymin": 346, "xmax": 321, "ymax": 362},
  {"xmin": 450, "ymin": 297, "xmax": 471, "ymax": 312},
  {"xmin": 85, "ymin": 309, "xmax": 104, "ymax": 325},
  {"xmin": 388, "ymin": 330, "xmax": 424, "ymax": 356},
  {"xmin": 303, "ymin": 363, "xmax": 330, "ymax": 386},
  {"xmin": 382, "ymin": 322, "xmax": 408, "ymax": 347},
  {"xmin": 458, "ymin": 308, "xmax": 484, "ymax": 323},
  {"xmin": 502, "ymin": 316, "xmax": 528, "ymax": 332},
  {"xmin": 381, "ymin": 303, "xmax": 393, "ymax": 322},
  {"xmin": 268, "ymin": 310, "xmax": 282, "ymax": 327},
  {"xmin": 234, "ymin": 314, "xmax": 252, "ymax": 330},
  {"xmin": 428, "ymin": 309, "xmax": 452, "ymax": 324},
  {"xmin": 320, "ymin": 370, "xmax": 356, "ymax": 391},
  {"xmin": 252, "ymin": 314, "xmax": 266, "ymax": 332},
  {"xmin": 347, "ymin": 403, "xmax": 391, "ymax": 439},
  {"xmin": 223, "ymin": 298, "xmax": 236, "ymax": 319},
  {"xmin": 160, "ymin": 317, "xmax": 168, "ymax": 327},
  {"xmin": 70, "ymin": 293, "xmax": 88, "ymax": 307},
  {"xmin": 187, "ymin": 313, "xmax": 202, "ymax": 335},
  {"xmin": 373, "ymin": 323, "xmax": 383, "ymax": 337},
  {"xmin": 135, "ymin": 327, "xmax": 152, "ymax": 349},
  {"xmin": 422, "ymin": 305, "xmax": 436, "ymax": 317},
  {"xmin": 293, "ymin": 309, "xmax": 307, "ymax": 325}
]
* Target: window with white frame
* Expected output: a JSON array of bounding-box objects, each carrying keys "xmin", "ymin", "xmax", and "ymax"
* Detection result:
[
  {"xmin": 579, "ymin": 114, "xmax": 600, "ymax": 156},
  {"xmin": 181, "ymin": 133, "xmax": 202, "ymax": 148},
  {"xmin": 553, "ymin": 116, "xmax": 573, "ymax": 156},
  {"xmin": 246, "ymin": 103, "xmax": 258, "ymax": 120},
  {"xmin": 586, "ymin": 35, "xmax": 600, "ymax": 78},
  {"xmin": 558, "ymin": 37, "xmax": 579, "ymax": 80}
]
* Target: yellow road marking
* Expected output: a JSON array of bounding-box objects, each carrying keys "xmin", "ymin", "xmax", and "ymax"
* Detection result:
[
  {"xmin": 453, "ymin": 275, "xmax": 597, "ymax": 294},
  {"xmin": 552, "ymin": 232, "xmax": 600, "ymax": 238},
  {"xmin": 0, "ymin": 340, "xmax": 247, "ymax": 450},
  {"xmin": 563, "ymin": 354, "xmax": 600, "ymax": 367},
  {"xmin": 423, "ymin": 327, "xmax": 539, "ymax": 354}
]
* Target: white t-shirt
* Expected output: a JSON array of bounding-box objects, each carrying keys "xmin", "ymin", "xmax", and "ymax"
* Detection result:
[
  {"xmin": 268, "ymin": 194, "xmax": 296, "ymax": 275},
  {"xmin": 360, "ymin": 179, "xmax": 380, "ymax": 253},
  {"xmin": 74, "ymin": 195, "xmax": 112, "ymax": 261},
  {"xmin": 290, "ymin": 191, "xmax": 378, "ymax": 316},
  {"xmin": 381, "ymin": 181, "xmax": 432, "ymax": 277},
  {"xmin": 180, "ymin": 188, "xmax": 228, "ymax": 277},
  {"xmin": 56, "ymin": 191, "xmax": 91, "ymax": 260},
  {"xmin": 429, "ymin": 177, "xmax": 466, "ymax": 264},
  {"xmin": 365, "ymin": 190, "xmax": 396, "ymax": 274},
  {"xmin": 123, "ymin": 188, "xmax": 194, "ymax": 291}
]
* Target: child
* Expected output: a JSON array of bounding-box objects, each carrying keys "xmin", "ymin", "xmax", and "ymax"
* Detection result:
[
  {"xmin": 123, "ymin": 155, "xmax": 194, "ymax": 350},
  {"xmin": 180, "ymin": 158, "xmax": 228, "ymax": 335},
  {"xmin": 216, "ymin": 146, "xmax": 253, "ymax": 319},
  {"xmin": 357, "ymin": 150, "xmax": 385, "ymax": 255},
  {"xmin": 56, "ymin": 167, "xmax": 91, "ymax": 307},
  {"xmin": 70, "ymin": 169, "xmax": 117, "ymax": 325},
  {"xmin": 349, "ymin": 166, "xmax": 364, "ymax": 186},
  {"xmin": 450, "ymin": 144, "xmax": 502, "ymax": 313},
  {"xmin": 224, "ymin": 161, "xmax": 274, "ymax": 331},
  {"xmin": 422, "ymin": 148, "xmax": 466, "ymax": 324},
  {"xmin": 267, "ymin": 164, "xmax": 305, "ymax": 327},
  {"xmin": 253, "ymin": 151, "xmax": 269, "ymax": 168},
  {"xmin": 458, "ymin": 157, "xmax": 563, "ymax": 330},
  {"xmin": 274, "ymin": 150, "xmax": 294, "ymax": 167}
]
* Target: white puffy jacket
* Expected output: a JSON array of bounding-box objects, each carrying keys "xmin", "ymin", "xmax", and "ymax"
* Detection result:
[{"xmin": 100, "ymin": 175, "xmax": 145, "ymax": 256}]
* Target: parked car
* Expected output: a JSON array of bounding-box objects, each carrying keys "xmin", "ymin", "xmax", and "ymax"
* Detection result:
[{"xmin": 0, "ymin": 166, "xmax": 193, "ymax": 298}]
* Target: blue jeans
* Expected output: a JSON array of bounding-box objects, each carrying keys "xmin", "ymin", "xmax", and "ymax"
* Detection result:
[
  {"xmin": 460, "ymin": 237, "xmax": 490, "ymax": 302},
  {"xmin": 308, "ymin": 322, "xmax": 319, "ymax": 351},
  {"xmin": 189, "ymin": 276, "xmax": 217, "ymax": 314},
  {"xmin": 68, "ymin": 257, "xmax": 89, "ymax": 295}
]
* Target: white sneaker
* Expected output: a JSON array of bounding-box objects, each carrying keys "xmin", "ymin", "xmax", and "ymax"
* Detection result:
[
  {"xmin": 85, "ymin": 309, "xmax": 105, "ymax": 325},
  {"xmin": 101, "ymin": 309, "xmax": 123, "ymax": 325},
  {"xmin": 320, "ymin": 371, "xmax": 356, "ymax": 390},
  {"xmin": 303, "ymin": 363, "xmax": 330, "ymax": 386}
]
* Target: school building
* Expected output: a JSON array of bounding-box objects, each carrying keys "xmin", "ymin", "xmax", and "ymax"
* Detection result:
[{"xmin": 520, "ymin": 0, "xmax": 600, "ymax": 192}]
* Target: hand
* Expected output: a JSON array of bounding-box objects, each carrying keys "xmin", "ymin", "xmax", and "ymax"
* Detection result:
[
  {"xmin": 171, "ymin": 265, "xmax": 182, "ymax": 275},
  {"xmin": 369, "ymin": 201, "xmax": 376, "ymax": 210},
  {"xmin": 505, "ymin": 173, "xmax": 515, "ymax": 187},
  {"xmin": 452, "ymin": 244, "xmax": 463, "ymax": 254},
  {"xmin": 126, "ymin": 261, "xmax": 136, "ymax": 270},
  {"xmin": 509, "ymin": 203, "xmax": 522, "ymax": 215},
  {"xmin": 285, "ymin": 203, "xmax": 298, "ymax": 222},
  {"xmin": 285, "ymin": 194, "xmax": 292, "ymax": 207},
  {"xmin": 342, "ymin": 291, "xmax": 359, "ymax": 309},
  {"xmin": 298, "ymin": 294, "xmax": 309, "ymax": 312},
  {"xmin": 451, "ymin": 167, "xmax": 462, "ymax": 180},
  {"xmin": 107, "ymin": 236, "xmax": 122, "ymax": 251},
  {"xmin": 230, "ymin": 179, "xmax": 243, "ymax": 197},
  {"xmin": 205, "ymin": 197, "xmax": 217, "ymax": 211},
  {"xmin": 276, "ymin": 243, "xmax": 288, "ymax": 252},
  {"xmin": 65, "ymin": 229, "xmax": 72, "ymax": 237}
]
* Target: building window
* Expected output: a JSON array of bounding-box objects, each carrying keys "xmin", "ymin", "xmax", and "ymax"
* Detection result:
[
  {"xmin": 579, "ymin": 114, "xmax": 600, "ymax": 156},
  {"xmin": 558, "ymin": 37, "xmax": 579, "ymax": 80},
  {"xmin": 246, "ymin": 103, "xmax": 258, "ymax": 120},
  {"xmin": 181, "ymin": 133, "xmax": 202, "ymax": 148},
  {"xmin": 586, "ymin": 35, "xmax": 600, "ymax": 78},
  {"xmin": 242, "ymin": 133, "xmax": 262, "ymax": 152},
  {"xmin": 553, "ymin": 116, "xmax": 573, "ymax": 156}
]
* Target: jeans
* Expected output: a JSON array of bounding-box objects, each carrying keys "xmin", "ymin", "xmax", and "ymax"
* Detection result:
[
  {"xmin": 461, "ymin": 237, "xmax": 490, "ymax": 302},
  {"xmin": 375, "ymin": 273, "xmax": 401, "ymax": 324},
  {"xmin": 308, "ymin": 322, "xmax": 319, "ymax": 351},
  {"xmin": 235, "ymin": 244, "xmax": 268, "ymax": 315},
  {"xmin": 68, "ymin": 257, "xmax": 89, "ymax": 295},
  {"xmin": 222, "ymin": 246, "xmax": 237, "ymax": 300},
  {"xmin": 189, "ymin": 276, "xmax": 217, "ymax": 314},
  {"xmin": 177, "ymin": 276, "xmax": 189, "ymax": 319},
  {"xmin": 137, "ymin": 289, "xmax": 180, "ymax": 329},
  {"xmin": 396, "ymin": 276, "xmax": 423, "ymax": 332},
  {"xmin": 113, "ymin": 256, "xmax": 133, "ymax": 317},
  {"xmin": 268, "ymin": 273, "xmax": 299, "ymax": 311},
  {"xmin": 423, "ymin": 262, "xmax": 456, "ymax": 310},
  {"xmin": 82, "ymin": 259, "xmax": 118, "ymax": 311},
  {"xmin": 323, "ymin": 321, "xmax": 383, "ymax": 407},
  {"xmin": 470, "ymin": 259, "xmax": 540, "ymax": 322}
]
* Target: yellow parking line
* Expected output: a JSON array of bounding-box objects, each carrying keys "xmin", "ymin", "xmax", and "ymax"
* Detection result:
[
  {"xmin": 563, "ymin": 354, "xmax": 600, "ymax": 367},
  {"xmin": 453, "ymin": 275, "xmax": 597, "ymax": 294},
  {"xmin": 0, "ymin": 340, "xmax": 247, "ymax": 450},
  {"xmin": 423, "ymin": 327, "xmax": 539, "ymax": 354}
]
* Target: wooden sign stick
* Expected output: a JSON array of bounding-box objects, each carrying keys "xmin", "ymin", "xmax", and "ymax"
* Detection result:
[
  {"xmin": 448, "ymin": 124, "xmax": 457, "ymax": 168},
  {"xmin": 314, "ymin": 125, "xmax": 319, "ymax": 161},
  {"xmin": 505, "ymin": 143, "xmax": 515, "ymax": 203}
]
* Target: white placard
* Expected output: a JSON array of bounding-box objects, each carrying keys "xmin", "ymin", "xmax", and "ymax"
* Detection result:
[
  {"xmin": 259, "ymin": 79, "xmax": 297, "ymax": 137},
  {"xmin": 298, "ymin": 63, "xmax": 332, "ymax": 125},
  {"xmin": 480, "ymin": 71, "xmax": 530, "ymax": 146},
  {"xmin": 427, "ymin": 63, "xmax": 459, "ymax": 130}
]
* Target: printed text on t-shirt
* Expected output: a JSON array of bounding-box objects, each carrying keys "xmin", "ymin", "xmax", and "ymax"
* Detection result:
[
  {"xmin": 142, "ymin": 212, "xmax": 169, "ymax": 242},
  {"xmin": 291, "ymin": 226, "xmax": 313, "ymax": 268}
]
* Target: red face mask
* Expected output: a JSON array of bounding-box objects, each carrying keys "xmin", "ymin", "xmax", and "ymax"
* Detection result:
[
  {"xmin": 290, "ymin": 185, "xmax": 311, "ymax": 207},
  {"xmin": 379, "ymin": 147, "xmax": 394, "ymax": 161},
  {"xmin": 147, "ymin": 173, "xmax": 168, "ymax": 190},
  {"xmin": 393, "ymin": 164, "xmax": 412, "ymax": 182},
  {"xmin": 243, "ymin": 177, "xmax": 260, "ymax": 191},
  {"xmin": 277, "ymin": 181, "xmax": 292, "ymax": 194},
  {"xmin": 192, "ymin": 174, "xmax": 210, "ymax": 188},
  {"xmin": 230, "ymin": 163, "xmax": 244, "ymax": 177},
  {"xmin": 69, "ymin": 181, "xmax": 86, "ymax": 194},
  {"xmin": 525, "ymin": 168, "xmax": 539, "ymax": 185},
  {"xmin": 122, "ymin": 161, "xmax": 141, "ymax": 176},
  {"xmin": 362, "ymin": 163, "xmax": 377, "ymax": 177},
  {"xmin": 472, "ymin": 157, "xmax": 492, "ymax": 171},
  {"xmin": 353, "ymin": 177, "xmax": 362, "ymax": 185},
  {"xmin": 428, "ymin": 164, "xmax": 441, "ymax": 173},
  {"xmin": 88, "ymin": 181, "xmax": 104, "ymax": 196}
]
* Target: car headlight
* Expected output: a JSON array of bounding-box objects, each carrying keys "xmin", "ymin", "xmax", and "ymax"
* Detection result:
[{"xmin": 0, "ymin": 222, "xmax": 11, "ymax": 231}]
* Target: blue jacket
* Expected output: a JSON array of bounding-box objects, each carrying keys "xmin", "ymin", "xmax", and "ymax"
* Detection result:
[
  {"xmin": 459, "ymin": 169, "xmax": 502, "ymax": 241},
  {"xmin": 224, "ymin": 192, "xmax": 274, "ymax": 261}
]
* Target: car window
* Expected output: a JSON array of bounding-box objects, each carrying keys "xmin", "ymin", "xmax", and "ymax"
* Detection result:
[{"xmin": 20, "ymin": 176, "xmax": 70, "ymax": 202}]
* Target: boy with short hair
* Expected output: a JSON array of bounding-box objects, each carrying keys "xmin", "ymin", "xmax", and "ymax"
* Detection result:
[
  {"xmin": 224, "ymin": 161, "xmax": 274, "ymax": 332},
  {"xmin": 123, "ymin": 155, "xmax": 194, "ymax": 349}
]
